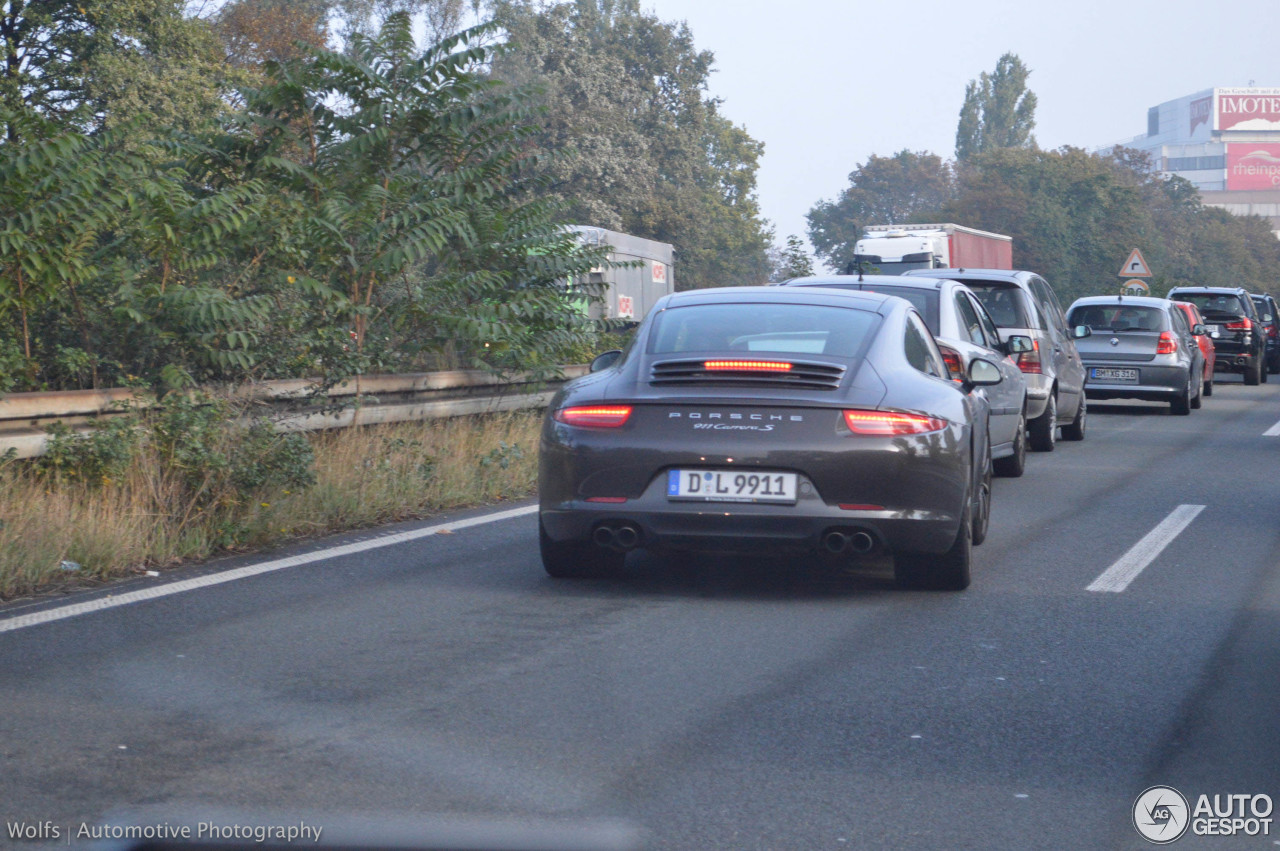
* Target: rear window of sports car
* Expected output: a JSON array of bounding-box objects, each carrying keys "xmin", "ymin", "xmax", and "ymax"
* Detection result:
[{"xmin": 647, "ymin": 303, "xmax": 880, "ymax": 358}]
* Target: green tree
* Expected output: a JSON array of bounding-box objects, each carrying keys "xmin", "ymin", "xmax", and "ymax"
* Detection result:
[
  {"xmin": 955, "ymin": 53, "xmax": 1037, "ymax": 160},
  {"xmin": 490, "ymin": 0, "xmax": 772, "ymax": 289},
  {"xmin": 806, "ymin": 150, "xmax": 954, "ymax": 273},
  {"xmin": 770, "ymin": 235, "xmax": 814, "ymax": 281},
  {"xmin": 0, "ymin": 0, "xmax": 230, "ymax": 142}
]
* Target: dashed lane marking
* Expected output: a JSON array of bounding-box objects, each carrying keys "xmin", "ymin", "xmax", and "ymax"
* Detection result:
[{"xmin": 1086, "ymin": 504, "xmax": 1205, "ymax": 594}]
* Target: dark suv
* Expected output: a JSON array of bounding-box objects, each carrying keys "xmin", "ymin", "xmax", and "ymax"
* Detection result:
[
  {"xmin": 1250, "ymin": 293, "xmax": 1280, "ymax": 375},
  {"xmin": 1167, "ymin": 287, "xmax": 1266, "ymax": 385}
]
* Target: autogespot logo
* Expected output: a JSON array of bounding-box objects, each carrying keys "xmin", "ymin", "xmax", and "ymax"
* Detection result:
[{"xmin": 1134, "ymin": 786, "xmax": 1190, "ymax": 844}]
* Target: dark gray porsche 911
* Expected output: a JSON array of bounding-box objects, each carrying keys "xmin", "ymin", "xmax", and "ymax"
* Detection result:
[{"xmin": 539, "ymin": 287, "xmax": 1005, "ymax": 590}]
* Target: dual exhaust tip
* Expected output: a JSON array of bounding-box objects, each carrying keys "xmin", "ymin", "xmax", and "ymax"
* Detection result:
[
  {"xmin": 593, "ymin": 524, "xmax": 641, "ymax": 551},
  {"xmin": 823, "ymin": 529, "xmax": 877, "ymax": 555}
]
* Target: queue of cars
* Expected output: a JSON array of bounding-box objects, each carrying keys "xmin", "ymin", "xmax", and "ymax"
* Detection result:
[{"xmin": 537, "ymin": 268, "xmax": 1273, "ymax": 592}]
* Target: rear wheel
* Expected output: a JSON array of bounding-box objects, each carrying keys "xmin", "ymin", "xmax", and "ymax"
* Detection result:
[
  {"xmin": 1190, "ymin": 370, "xmax": 1203, "ymax": 409},
  {"xmin": 1170, "ymin": 375, "xmax": 1192, "ymax": 415},
  {"xmin": 971, "ymin": 449, "xmax": 992, "ymax": 546},
  {"xmin": 540, "ymin": 518, "xmax": 626, "ymax": 578},
  {"xmin": 1028, "ymin": 393, "xmax": 1056, "ymax": 452},
  {"xmin": 1245, "ymin": 359, "xmax": 1261, "ymax": 386},
  {"xmin": 1061, "ymin": 394, "xmax": 1087, "ymax": 441},
  {"xmin": 1203, "ymin": 368, "xmax": 1213, "ymax": 397},
  {"xmin": 895, "ymin": 506, "xmax": 972, "ymax": 591},
  {"xmin": 1263, "ymin": 362, "xmax": 1270, "ymax": 383},
  {"xmin": 993, "ymin": 409, "xmax": 1027, "ymax": 478}
]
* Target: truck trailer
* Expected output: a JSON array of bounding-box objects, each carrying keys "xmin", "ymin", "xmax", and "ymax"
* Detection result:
[
  {"xmin": 569, "ymin": 226, "xmax": 674, "ymax": 323},
  {"xmin": 853, "ymin": 223, "xmax": 1012, "ymax": 275}
]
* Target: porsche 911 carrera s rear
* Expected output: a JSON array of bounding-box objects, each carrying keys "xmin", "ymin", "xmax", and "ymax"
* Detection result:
[{"xmin": 538, "ymin": 288, "xmax": 994, "ymax": 590}]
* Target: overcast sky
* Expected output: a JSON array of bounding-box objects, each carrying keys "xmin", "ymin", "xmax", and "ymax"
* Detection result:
[{"xmin": 640, "ymin": 0, "xmax": 1274, "ymax": 255}]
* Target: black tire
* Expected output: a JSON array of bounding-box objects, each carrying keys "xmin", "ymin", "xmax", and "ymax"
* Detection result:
[
  {"xmin": 1203, "ymin": 368, "xmax": 1213, "ymax": 397},
  {"xmin": 1061, "ymin": 394, "xmax": 1087, "ymax": 441},
  {"xmin": 894, "ymin": 506, "xmax": 972, "ymax": 591},
  {"xmin": 1190, "ymin": 370, "xmax": 1203, "ymax": 409},
  {"xmin": 540, "ymin": 518, "xmax": 626, "ymax": 578},
  {"xmin": 1028, "ymin": 392, "xmax": 1056, "ymax": 452},
  {"xmin": 1263, "ymin": 362, "xmax": 1270, "ymax": 383},
  {"xmin": 971, "ymin": 448, "xmax": 992, "ymax": 547},
  {"xmin": 1170, "ymin": 376, "xmax": 1192, "ymax": 416},
  {"xmin": 992, "ymin": 409, "xmax": 1027, "ymax": 478},
  {"xmin": 1245, "ymin": 359, "xmax": 1261, "ymax": 386},
  {"xmin": 1270, "ymin": 356, "xmax": 1280, "ymax": 375}
]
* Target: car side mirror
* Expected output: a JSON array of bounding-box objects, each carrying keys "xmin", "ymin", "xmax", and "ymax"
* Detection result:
[
  {"xmin": 966, "ymin": 357, "xmax": 1003, "ymax": 388},
  {"xmin": 589, "ymin": 349, "xmax": 623, "ymax": 372},
  {"xmin": 1072, "ymin": 325, "xmax": 1092, "ymax": 339},
  {"xmin": 1004, "ymin": 335, "xmax": 1034, "ymax": 354},
  {"xmin": 1192, "ymin": 323, "xmax": 1207, "ymax": 336}
]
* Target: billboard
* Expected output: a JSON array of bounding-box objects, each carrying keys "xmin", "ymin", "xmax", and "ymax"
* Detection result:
[
  {"xmin": 1190, "ymin": 96, "xmax": 1212, "ymax": 135},
  {"xmin": 1217, "ymin": 88, "xmax": 1280, "ymax": 132},
  {"xmin": 1226, "ymin": 144, "xmax": 1280, "ymax": 190}
]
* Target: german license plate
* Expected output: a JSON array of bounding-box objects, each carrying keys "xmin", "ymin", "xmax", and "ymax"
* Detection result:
[
  {"xmin": 667, "ymin": 469, "xmax": 797, "ymax": 504},
  {"xmin": 1205, "ymin": 325, "xmax": 1221, "ymax": 338},
  {"xmin": 1090, "ymin": 367, "xmax": 1139, "ymax": 383}
]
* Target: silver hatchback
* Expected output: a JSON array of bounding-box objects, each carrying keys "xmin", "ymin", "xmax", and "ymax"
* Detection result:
[{"xmin": 1066, "ymin": 295, "xmax": 1207, "ymax": 415}]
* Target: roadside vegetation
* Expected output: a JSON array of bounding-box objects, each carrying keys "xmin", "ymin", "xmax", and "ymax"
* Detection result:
[
  {"xmin": 807, "ymin": 54, "xmax": 1280, "ymax": 302},
  {"xmin": 0, "ymin": 410, "xmax": 541, "ymax": 600}
]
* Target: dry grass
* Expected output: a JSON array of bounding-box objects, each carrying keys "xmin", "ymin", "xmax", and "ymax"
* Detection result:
[{"xmin": 0, "ymin": 412, "xmax": 542, "ymax": 600}]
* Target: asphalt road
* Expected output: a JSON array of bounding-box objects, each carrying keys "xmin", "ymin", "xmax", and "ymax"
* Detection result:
[{"xmin": 3, "ymin": 376, "xmax": 1280, "ymax": 850}]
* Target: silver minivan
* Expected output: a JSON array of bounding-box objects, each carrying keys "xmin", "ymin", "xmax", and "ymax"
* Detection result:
[{"xmin": 906, "ymin": 269, "xmax": 1089, "ymax": 451}]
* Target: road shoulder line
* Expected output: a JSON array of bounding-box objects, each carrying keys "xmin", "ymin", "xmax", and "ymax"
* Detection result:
[{"xmin": 0, "ymin": 504, "xmax": 538, "ymax": 635}]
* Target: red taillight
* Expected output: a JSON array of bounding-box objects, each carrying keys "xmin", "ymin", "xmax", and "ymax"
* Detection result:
[
  {"xmin": 585, "ymin": 496, "xmax": 628, "ymax": 503},
  {"xmin": 937, "ymin": 345, "xmax": 963, "ymax": 381},
  {"xmin": 554, "ymin": 405, "xmax": 632, "ymax": 428},
  {"xmin": 843, "ymin": 409, "xmax": 947, "ymax": 436},
  {"xmin": 1225, "ymin": 318, "xmax": 1252, "ymax": 331},
  {"xmin": 1156, "ymin": 331, "xmax": 1177, "ymax": 355},
  {"xmin": 1268, "ymin": 325, "xmax": 1277, "ymax": 339},
  {"xmin": 1015, "ymin": 339, "xmax": 1042, "ymax": 374},
  {"xmin": 703, "ymin": 360, "xmax": 793, "ymax": 372},
  {"xmin": 839, "ymin": 503, "xmax": 886, "ymax": 511}
]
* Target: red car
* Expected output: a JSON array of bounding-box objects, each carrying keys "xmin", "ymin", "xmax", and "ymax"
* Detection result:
[{"xmin": 1174, "ymin": 301, "xmax": 1216, "ymax": 396}]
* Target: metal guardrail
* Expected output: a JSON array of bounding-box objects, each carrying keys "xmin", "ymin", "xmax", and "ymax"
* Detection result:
[{"xmin": 0, "ymin": 367, "xmax": 588, "ymax": 459}]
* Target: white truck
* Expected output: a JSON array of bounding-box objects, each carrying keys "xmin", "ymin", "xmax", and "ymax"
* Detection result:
[
  {"xmin": 853, "ymin": 223, "xmax": 1013, "ymax": 275},
  {"xmin": 569, "ymin": 226, "xmax": 674, "ymax": 323}
]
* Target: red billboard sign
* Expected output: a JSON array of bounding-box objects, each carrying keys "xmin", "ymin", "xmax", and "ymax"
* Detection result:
[
  {"xmin": 1227, "ymin": 144, "xmax": 1280, "ymax": 190},
  {"xmin": 1190, "ymin": 96, "xmax": 1212, "ymax": 134},
  {"xmin": 1218, "ymin": 92, "xmax": 1280, "ymax": 131}
]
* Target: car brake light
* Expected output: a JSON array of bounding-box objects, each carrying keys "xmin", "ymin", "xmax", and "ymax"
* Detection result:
[
  {"xmin": 703, "ymin": 360, "xmax": 793, "ymax": 372},
  {"xmin": 1269, "ymin": 325, "xmax": 1278, "ymax": 339},
  {"xmin": 555, "ymin": 405, "xmax": 632, "ymax": 427},
  {"xmin": 1156, "ymin": 331, "xmax": 1177, "ymax": 355},
  {"xmin": 1225, "ymin": 318, "xmax": 1252, "ymax": 331},
  {"xmin": 843, "ymin": 409, "xmax": 947, "ymax": 436},
  {"xmin": 1015, "ymin": 339, "xmax": 1042, "ymax": 374},
  {"xmin": 937, "ymin": 344, "xmax": 963, "ymax": 381}
]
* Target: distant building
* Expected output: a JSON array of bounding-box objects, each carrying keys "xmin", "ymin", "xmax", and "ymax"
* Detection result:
[{"xmin": 1112, "ymin": 87, "xmax": 1280, "ymax": 237}]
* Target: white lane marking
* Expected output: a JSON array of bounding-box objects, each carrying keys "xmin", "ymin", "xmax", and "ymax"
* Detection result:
[
  {"xmin": 1264, "ymin": 418, "xmax": 1280, "ymax": 437},
  {"xmin": 1086, "ymin": 504, "xmax": 1205, "ymax": 594},
  {"xmin": 0, "ymin": 504, "xmax": 538, "ymax": 635}
]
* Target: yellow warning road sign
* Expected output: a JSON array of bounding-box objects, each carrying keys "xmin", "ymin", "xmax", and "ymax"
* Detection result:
[{"xmin": 1119, "ymin": 249, "xmax": 1152, "ymax": 277}]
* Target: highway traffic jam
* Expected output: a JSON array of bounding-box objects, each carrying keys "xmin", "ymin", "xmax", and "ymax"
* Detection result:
[{"xmin": 540, "ymin": 230, "xmax": 1280, "ymax": 591}]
